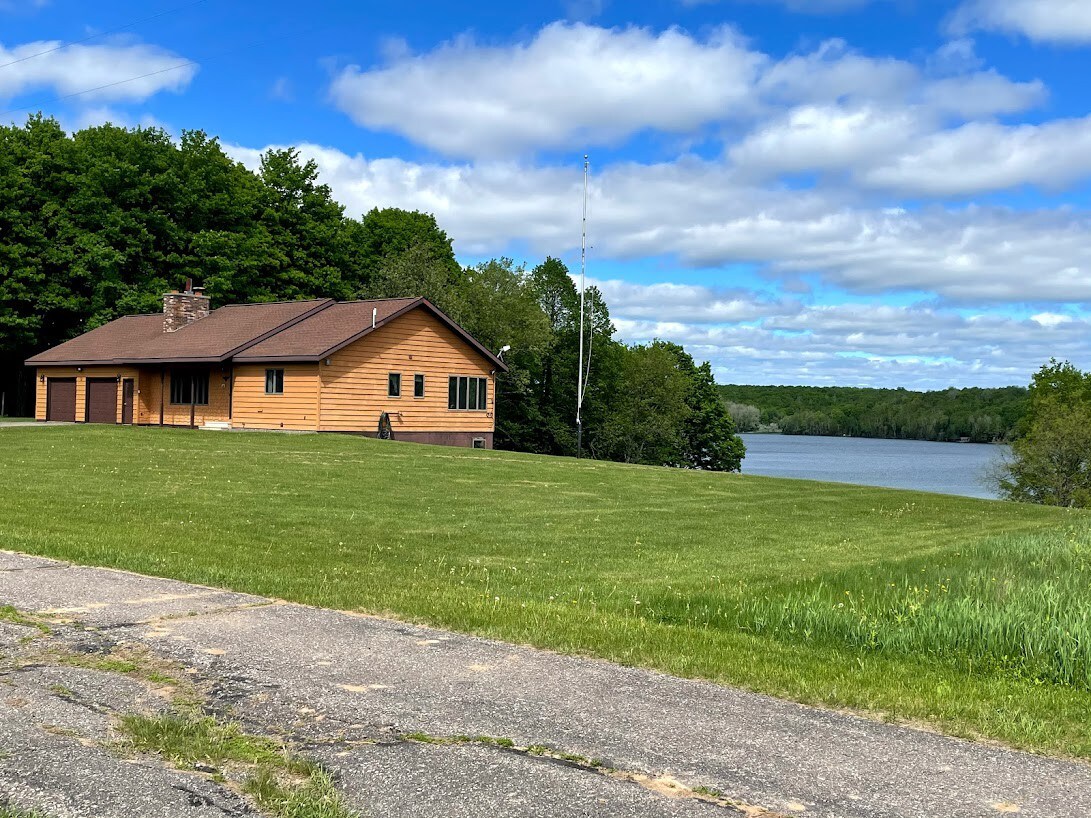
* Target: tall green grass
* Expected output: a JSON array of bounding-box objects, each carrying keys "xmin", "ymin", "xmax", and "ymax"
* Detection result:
[{"xmin": 721, "ymin": 525, "xmax": 1091, "ymax": 690}]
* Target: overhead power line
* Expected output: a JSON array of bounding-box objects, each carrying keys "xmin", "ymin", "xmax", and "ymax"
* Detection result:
[
  {"xmin": 0, "ymin": 0, "xmax": 209, "ymax": 72},
  {"xmin": 4, "ymin": 59, "xmax": 200, "ymax": 114}
]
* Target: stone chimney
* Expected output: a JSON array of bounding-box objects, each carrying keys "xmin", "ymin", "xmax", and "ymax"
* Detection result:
[{"xmin": 163, "ymin": 278, "xmax": 211, "ymax": 332}]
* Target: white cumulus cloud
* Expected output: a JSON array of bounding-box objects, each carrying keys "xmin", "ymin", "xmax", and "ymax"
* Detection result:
[
  {"xmin": 330, "ymin": 22, "xmax": 764, "ymax": 159},
  {"xmin": 0, "ymin": 39, "xmax": 196, "ymax": 105},
  {"xmin": 950, "ymin": 0, "xmax": 1091, "ymax": 44},
  {"xmin": 226, "ymin": 141, "xmax": 1091, "ymax": 306},
  {"xmin": 862, "ymin": 115, "xmax": 1091, "ymax": 195},
  {"xmin": 617, "ymin": 302, "xmax": 1091, "ymax": 388},
  {"xmin": 729, "ymin": 104, "xmax": 924, "ymax": 177},
  {"xmin": 588, "ymin": 278, "xmax": 802, "ymax": 323}
]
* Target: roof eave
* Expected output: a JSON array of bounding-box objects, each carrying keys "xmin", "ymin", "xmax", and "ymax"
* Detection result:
[
  {"xmin": 231, "ymin": 355, "xmax": 323, "ymax": 363},
  {"xmin": 27, "ymin": 356, "xmax": 228, "ymax": 367}
]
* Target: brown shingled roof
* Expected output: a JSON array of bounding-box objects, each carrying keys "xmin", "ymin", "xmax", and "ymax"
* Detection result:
[
  {"xmin": 26, "ymin": 299, "xmax": 333, "ymax": 365},
  {"xmin": 234, "ymin": 298, "xmax": 507, "ymax": 371},
  {"xmin": 26, "ymin": 296, "xmax": 508, "ymax": 371},
  {"xmin": 234, "ymin": 299, "xmax": 419, "ymax": 361}
]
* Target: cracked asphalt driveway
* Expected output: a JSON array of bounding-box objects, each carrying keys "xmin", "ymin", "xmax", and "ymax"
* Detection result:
[{"xmin": 1, "ymin": 550, "xmax": 1089, "ymax": 818}]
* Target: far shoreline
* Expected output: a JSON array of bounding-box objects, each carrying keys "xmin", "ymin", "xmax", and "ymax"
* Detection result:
[{"xmin": 739, "ymin": 431, "xmax": 1010, "ymax": 445}]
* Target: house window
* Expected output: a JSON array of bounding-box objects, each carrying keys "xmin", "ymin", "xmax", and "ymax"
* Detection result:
[
  {"xmin": 170, "ymin": 370, "xmax": 209, "ymax": 406},
  {"xmin": 472, "ymin": 438, "xmax": 486, "ymax": 449},
  {"xmin": 265, "ymin": 369, "xmax": 284, "ymax": 395},
  {"xmin": 388, "ymin": 372, "xmax": 401, "ymax": 397},
  {"xmin": 414, "ymin": 373, "xmax": 425, "ymax": 398},
  {"xmin": 447, "ymin": 376, "xmax": 488, "ymax": 410}
]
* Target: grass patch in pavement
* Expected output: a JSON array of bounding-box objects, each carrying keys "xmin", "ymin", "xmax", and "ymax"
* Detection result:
[
  {"xmin": 0, "ymin": 606, "xmax": 52, "ymax": 637},
  {"xmin": 49, "ymin": 645, "xmax": 185, "ymax": 692},
  {"xmin": 0, "ymin": 808, "xmax": 53, "ymax": 818},
  {"xmin": 1, "ymin": 425, "xmax": 1089, "ymax": 757},
  {"xmin": 119, "ymin": 712, "xmax": 359, "ymax": 818}
]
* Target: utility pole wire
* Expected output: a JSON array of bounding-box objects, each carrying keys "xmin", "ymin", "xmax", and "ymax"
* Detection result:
[
  {"xmin": 1, "ymin": 60, "xmax": 199, "ymax": 117},
  {"xmin": 0, "ymin": 0, "xmax": 209, "ymax": 72}
]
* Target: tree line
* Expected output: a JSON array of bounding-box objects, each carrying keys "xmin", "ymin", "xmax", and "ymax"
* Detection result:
[
  {"xmin": 0, "ymin": 117, "xmax": 744, "ymax": 471},
  {"xmin": 719, "ymin": 384, "xmax": 1027, "ymax": 443}
]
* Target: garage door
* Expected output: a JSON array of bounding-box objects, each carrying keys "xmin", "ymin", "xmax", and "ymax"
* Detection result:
[
  {"xmin": 46, "ymin": 378, "xmax": 76, "ymax": 421},
  {"xmin": 85, "ymin": 378, "xmax": 117, "ymax": 424}
]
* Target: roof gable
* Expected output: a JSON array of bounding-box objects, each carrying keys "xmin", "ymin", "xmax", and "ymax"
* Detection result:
[
  {"xmin": 234, "ymin": 298, "xmax": 508, "ymax": 371},
  {"xmin": 26, "ymin": 297, "xmax": 507, "ymax": 372}
]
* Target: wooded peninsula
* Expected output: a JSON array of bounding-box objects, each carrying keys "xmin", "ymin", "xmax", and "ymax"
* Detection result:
[{"xmin": 719, "ymin": 384, "xmax": 1028, "ymax": 443}]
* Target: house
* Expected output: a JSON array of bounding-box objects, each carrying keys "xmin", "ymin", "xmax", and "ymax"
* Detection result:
[{"xmin": 26, "ymin": 283, "xmax": 507, "ymax": 448}]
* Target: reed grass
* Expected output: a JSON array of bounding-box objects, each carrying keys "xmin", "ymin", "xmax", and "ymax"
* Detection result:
[{"xmin": 717, "ymin": 525, "xmax": 1091, "ymax": 690}]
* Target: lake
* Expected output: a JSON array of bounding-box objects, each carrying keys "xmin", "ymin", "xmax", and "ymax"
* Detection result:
[{"xmin": 739, "ymin": 434, "xmax": 1008, "ymax": 499}]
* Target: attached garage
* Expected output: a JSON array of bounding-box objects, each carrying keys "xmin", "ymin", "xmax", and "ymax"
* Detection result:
[
  {"xmin": 46, "ymin": 378, "xmax": 76, "ymax": 422},
  {"xmin": 85, "ymin": 378, "xmax": 117, "ymax": 424}
]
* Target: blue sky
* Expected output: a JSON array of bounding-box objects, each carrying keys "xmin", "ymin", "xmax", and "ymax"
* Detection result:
[{"xmin": 4, "ymin": 0, "xmax": 1091, "ymax": 388}]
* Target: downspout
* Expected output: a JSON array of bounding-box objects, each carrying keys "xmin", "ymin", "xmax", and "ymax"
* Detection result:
[
  {"xmin": 227, "ymin": 364, "xmax": 234, "ymax": 422},
  {"xmin": 159, "ymin": 368, "xmax": 165, "ymax": 426}
]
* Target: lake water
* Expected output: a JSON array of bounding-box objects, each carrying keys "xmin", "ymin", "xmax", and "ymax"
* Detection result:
[{"xmin": 739, "ymin": 434, "xmax": 1008, "ymax": 500}]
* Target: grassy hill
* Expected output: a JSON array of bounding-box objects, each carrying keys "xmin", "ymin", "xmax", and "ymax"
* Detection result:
[{"xmin": 1, "ymin": 426, "xmax": 1088, "ymax": 757}]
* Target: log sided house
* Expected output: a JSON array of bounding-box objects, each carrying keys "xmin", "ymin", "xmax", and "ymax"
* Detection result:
[{"xmin": 26, "ymin": 284, "xmax": 507, "ymax": 448}]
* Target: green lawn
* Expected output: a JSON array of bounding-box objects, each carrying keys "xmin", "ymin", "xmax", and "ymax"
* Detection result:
[{"xmin": 2, "ymin": 426, "xmax": 1088, "ymax": 758}]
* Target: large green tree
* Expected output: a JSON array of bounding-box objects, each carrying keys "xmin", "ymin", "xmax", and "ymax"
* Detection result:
[
  {"xmin": 994, "ymin": 360, "xmax": 1091, "ymax": 507},
  {"xmin": 346, "ymin": 207, "xmax": 460, "ymax": 296},
  {"xmin": 256, "ymin": 148, "xmax": 349, "ymax": 301},
  {"xmin": 592, "ymin": 341, "xmax": 691, "ymax": 464},
  {"xmin": 662, "ymin": 342, "xmax": 745, "ymax": 472},
  {"xmin": 524, "ymin": 257, "xmax": 579, "ymax": 454},
  {"xmin": 453, "ymin": 259, "xmax": 552, "ymax": 452},
  {"xmin": 997, "ymin": 403, "xmax": 1091, "ymax": 507}
]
